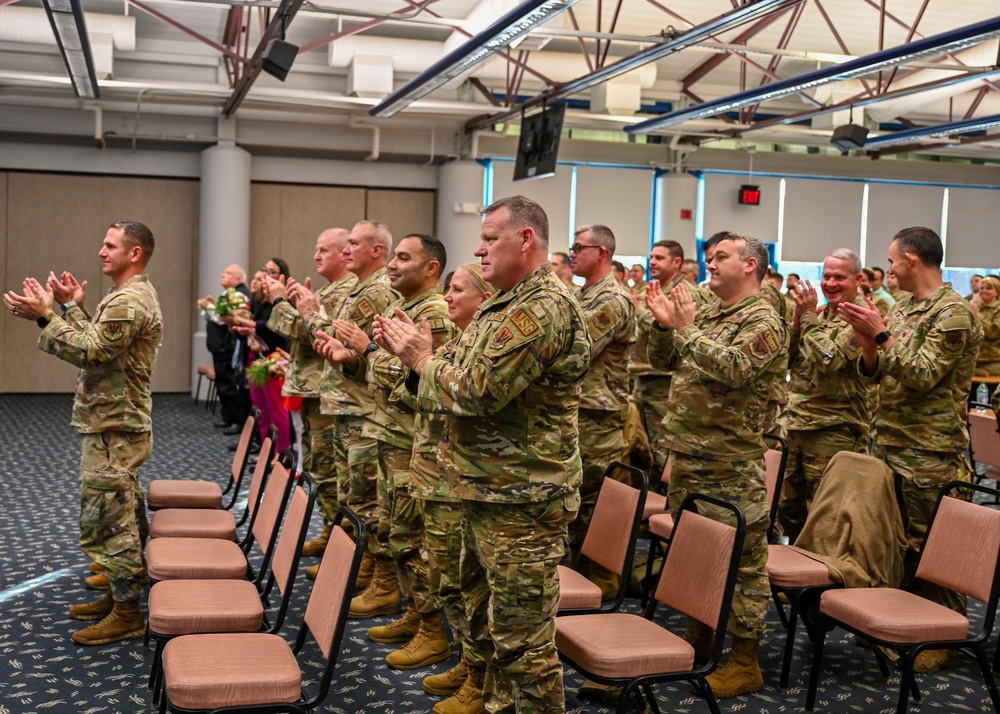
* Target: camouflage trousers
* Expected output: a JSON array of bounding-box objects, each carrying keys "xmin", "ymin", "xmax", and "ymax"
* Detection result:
[
  {"xmin": 779, "ymin": 425, "xmax": 867, "ymax": 543},
  {"xmin": 302, "ymin": 399, "xmax": 339, "ymax": 524},
  {"xmin": 668, "ymin": 454, "xmax": 770, "ymax": 639},
  {"xmin": 567, "ymin": 408, "xmax": 628, "ymax": 562},
  {"xmin": 462, "ymin": 497, "xmax": 573, "ymax": 714},
  {"xmin": 422, "ymin": 499, "xmax": 470, "ymax": 654},
  {"xmin": 878, "ymin": 445, "xmax": 973, "ymax": 615},
  {"xmin": 79, "ymin": 431, "xmax": 152, "ymax": 603},
  {"xmin": 632, "ymin": 375, "xmax": 672, "ymax": 484}
]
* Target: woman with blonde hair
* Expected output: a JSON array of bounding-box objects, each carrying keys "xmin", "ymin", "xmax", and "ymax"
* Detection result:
[{"xmin": 973, "ymin": 275, "xmax": 1000, "ymax": 397}]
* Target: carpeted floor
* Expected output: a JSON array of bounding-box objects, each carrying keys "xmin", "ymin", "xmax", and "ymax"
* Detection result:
[{"xmin": 0, "ymin": 393, "xmax": 997, "ymax": 714}]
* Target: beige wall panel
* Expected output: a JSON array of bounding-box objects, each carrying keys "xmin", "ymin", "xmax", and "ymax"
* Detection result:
[
  {"xmin": 0, "ymin": 173, "xmax": 7, "ymax": 392},
  {"xmin": 102, "ymin": 176, "xmax": 199, "ymax": 392},
  {"xmin": 366, "ymin": 189, "xmax": 437, "ymax": 246},
  {"xmin": 249, "ymin": 183, "xmax": 283, "ymax": 284},
  {"xmin": 6, "ymin": 173, "xmax": 106, "ymax": 392}
]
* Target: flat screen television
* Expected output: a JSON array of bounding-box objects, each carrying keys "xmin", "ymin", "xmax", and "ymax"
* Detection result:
[{"xmin": 513, "ymin": 103, "xmax": 565, "ymax": 181}]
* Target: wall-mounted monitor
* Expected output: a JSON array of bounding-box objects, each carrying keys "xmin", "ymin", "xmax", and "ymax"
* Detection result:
[{"xmin": 514, "ymin": 103, "xmax": 566, "ymax": 181}]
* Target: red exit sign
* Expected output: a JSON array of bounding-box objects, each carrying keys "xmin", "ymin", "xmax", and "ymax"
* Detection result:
[{"xmin": 739, "ymin": 185, "xmax": 761, "ymax": 206}]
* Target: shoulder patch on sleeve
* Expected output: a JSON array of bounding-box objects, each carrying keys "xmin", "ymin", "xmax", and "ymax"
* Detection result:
[
  {"xmin": 745, "ymin": 328, "xmax": 781, "ymax": 364},
  {"xmin": 494, "ymin": 327, "xmax": 515, "ymax": 348},
  {"xmin": 509, "ymin": 308, "xmax": 539, "ymax": 337},
  {"xmin": 351, "ymin": 297, "xmax": 377, "ymax": 322},
  {"xmin": 101, "ymin": 304, "xmax": 135, "ymax": 322},
  {"xmin": 426, "ymin": 316, "xmax": 448, "ymax": 333}
]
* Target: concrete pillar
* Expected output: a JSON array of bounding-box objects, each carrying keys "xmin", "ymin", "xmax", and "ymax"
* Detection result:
[
  {"xmin": 190, "ymin": 139, "xmax": 252, "ymax": 395},
  {"xmin": 436, "ymin": 160, "xmax": 487, "ymax": 270},
  {"xmin": 654, "ymin": 172, "xmax": 698, "ymax": 257}
]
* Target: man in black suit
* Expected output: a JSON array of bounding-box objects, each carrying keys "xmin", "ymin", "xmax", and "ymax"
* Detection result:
[{"xmin": 205, "ymin": 264, "xmax": 250, "ymax": 431}]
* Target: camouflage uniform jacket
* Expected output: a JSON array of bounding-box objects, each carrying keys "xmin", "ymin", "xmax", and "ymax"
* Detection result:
[
  {"xmin": 363, "ymin": 287, "xmax": 457, "ymax": 451},
  {"xmin": 267, "ymin": 272, "xmax": 357, "ymax": 397},
  {"xmin": 865, "ymin": 284, "xmax": 982, "ymax": 452},
  {"xmin": 319, "ymin": 266, "xmax": 398, "ymax": 416},
  {"xmin": 760, "ymin": 280, "xmax": 794, "ymax": 324},
  {"xmin": 38, "ymin": 275, "xmax": 162, "ymax": 434},
  {"xmin": 976, "ymin": 301, "xmax": 1000, "ymax": 365},
  {"xmin": 783, "ymin": 298, "xmax": 872, "ymax": 432},
  {"xmin": 648, "ymin": 292, "xmax": 788, "ymax": 461},
  {"xmin": 407, "ymin": 263, "xmax": 591, "ymax": 503},
  {"xmin": 628, "ymin": 272, "xmax": 708, "ymax": 379},
  {"xmin": 576, "ymin": 272, "xmax": 635, "ymax": 413}
]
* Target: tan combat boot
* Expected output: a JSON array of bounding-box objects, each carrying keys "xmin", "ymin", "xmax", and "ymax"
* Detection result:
[
  {"xmin": 704, "ymin": 636, "xmax": 763, "ymax": 698},
  {"xmin": 423, "ymin": 656, "xmax": 471, "ymax": 696},
  {"xmin": 586, "ymin": 564, "xmax": 620, "ymax": 602},
  {"xmin": 72, "ymin": 600, "xmax": 146, "ymax": 645},
  {"xmin": 432, "ymin": 667, "xmax": 486, "ymax": 714},
  {"xmin": 301, "ymin": 522, "xmax": 332, "ymax": 558},
  {"xmin": 85, "ymin": 572, "xmax": 110, "ymax": 590},
  {"xmin": 348, "ymin": 557, "xmax": 402, "ymax": 619},
  {"xmin": 90, "ymin": 562, "xmax": 105, "ymax": 573},
  {"xmin": 682, "ymin": 617, "xmax": 716, "ymax": 667},
  {"xmin": 913, "ymin": 648, "xmax": 960, "ymax": 673},
  {"xmin": 69, "ymin": 592, "xmax": 114, "ymax": 621},
  {"xmin": 353, "ymin": 549, "xmax": 374, "ymax": 594},
  {"xmin": 368, "ymin": 602, "xmax": 420, "ymax": 643},
  {"xmin": 385, "ymin": 610, "xmax": 451, "ymax": 670}
]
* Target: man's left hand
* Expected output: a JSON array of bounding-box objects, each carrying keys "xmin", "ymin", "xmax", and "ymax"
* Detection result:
[
  {"xmin": 4, "ymin": 277, "xmax": 53, "ymax": 320},
  {"xmin": 374, "ymin": 309, "xmax": 433, "ymax": 372},
  {"xmin": 331, "ymin": 319, "xmax": 370, "ymax": 354},
  {"xmin": 838, "ymin": 296, "xmax": 886, "ymax": 338},
  {"xmin": 670, "ymin": 284, "xmax": 698, "ymax": 330}
]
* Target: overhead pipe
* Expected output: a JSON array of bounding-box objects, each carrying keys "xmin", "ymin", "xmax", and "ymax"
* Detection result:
[
  {"xmin": 0, "ymin": 6, "xmax": 135, "ymax": 49},
  {"xmin": 350, "ymin": 116, "xmax": 380, "ymax": 161}
]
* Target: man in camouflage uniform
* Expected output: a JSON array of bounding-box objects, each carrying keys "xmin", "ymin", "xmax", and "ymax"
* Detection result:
[
  {"xmin": 548, "ymin": 250, "xmax": 576, "ymax": 289},
  {"xmin": 645, "ymin": 233, "xmax": 787, "ymax": 698},
  {"xmin": 567, "ymin": 224, "xmax": 635, "ymax": 596},
  {"xmin": 376, "ymin": 195, "xmax": 591, "ymax": 714},
  {"xmin": 629, "ymin": 239, "xmax": 707, "ymax": 483},
  {"xmin": 779, "ymin": 249, "xmax": 872, "ymax": 542},
  {"xmin": 5, "ymin": 221, "xmax": 162, "ymax": 646},
  {"xmin": 840, "ymin": 226, "xmax": 982, "ymax": 674},
  {"xmin": 320, "ymin": 234, "xmax": 457, "ymax": 664},
  {"xmin": 304, "ymin": 220, "xmax": 398, "ymax": 596},
  {"xmin": 266, "ymin": 228, "xmax": 356, "ymax": 562}
]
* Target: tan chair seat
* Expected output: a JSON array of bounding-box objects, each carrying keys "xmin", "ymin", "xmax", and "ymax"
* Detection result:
[
  {"xmin": 766, "ymin": 545, "xmax": 836, "ymax": 588},
  {"xmin": 821, "ymin": 588, "xmax": 969, "ymax": 644},
  {"xmin": 149, "ymin": 580, "xmax": 263, "ymax": 635},
  {"xmin": 557, "ymin": 565, "xmax": 602, "ymax": 610},
  {"xmin": 197, "ymin": 364, "xmax": 216, "ymax": 379},
  {"xmin": 557, "ymin": 613, "xmax": 695, "ymax": 678},
  {"xmin": 986, "ymin": 465, "xmax": 1000, "ymax": 479},
  {"xmin": 648, "ymin": 512, "xmax": 674, "ymax": 540},
  {"xmin": 148, "ymin": 480, "xmax": 223, "ymax": 509},
  {"xmin": 149, "ymin": 509, "xmax": 237, "ymax": 540},
  {"xmin": 162, "ymin": 633, "xmax": 301, "ymax": 710},
  {"xmin": 642, "ymin": 491, "xmax": 668, "ymax": 520},
  {"xmin": 146, "ymin": 538, "xmax": 247, "ymax": 581}
]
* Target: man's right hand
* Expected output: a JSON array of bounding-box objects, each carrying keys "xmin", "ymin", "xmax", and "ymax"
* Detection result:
[{"xmin": 48, "ymin": 271, "xmax": 87, "ymax": 307}]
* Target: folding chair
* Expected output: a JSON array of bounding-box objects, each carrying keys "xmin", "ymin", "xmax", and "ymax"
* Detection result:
[
  {"xmin": 147, "ymin": 407, "xmax": 260, "ymax": 510},
  {"xmin": 148, "ymin": 472, "xmax": 317, "ymax": 703},
  {"xmin": 558, "ymin": 462, "xmax": 648, "ymax": 614},
  {"xmin": 148, "ymin": 429, "xmax": 276, "ymax": 541},
  {"xmin": 157, "ymin": 507, "xmax": 366, "ymax": 713},
  {"xmin": 805, "ymin": 480, "xmax": 1000, "ymax": 714},
  {"xmin": 557, "ymin": 493, "xmax": 746, "ymax": 714},
  {"xmin": 969, "ymin": 403, "xmax": 1000, "ymax": 503},
  {"xmin": 194, "ymin": 364, "xmax": 215, "ymax": 407},
  {"xmin": 767, "ymin": 450, "xmax": 906, "ymax": 689}
]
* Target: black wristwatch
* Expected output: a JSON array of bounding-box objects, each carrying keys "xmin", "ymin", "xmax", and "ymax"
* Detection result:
[
  {"xmin": 874, "ymin": 330, "xmax": 891, "ymax": 346},
  {"xmin": 37, "ymin": 314, "xmax": 52, "ymax": 328},
  {"xmin": 363, "ymin": 342, "xmax": 380, "ymax": 356}
]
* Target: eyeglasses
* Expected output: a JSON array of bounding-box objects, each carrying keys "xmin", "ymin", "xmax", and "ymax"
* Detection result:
[
  {"xmin": 569, "ymin": 244, "xmax": 602, "ymax": 254},
  {"xmin": 262, "ymin": 267, "xmax": 281, "ymax": 276}
]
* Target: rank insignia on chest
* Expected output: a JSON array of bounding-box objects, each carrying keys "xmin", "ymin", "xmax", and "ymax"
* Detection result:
[
  {"xmin": 103, "ymin": 322, "xmax": 124, "ymax": 341},
  {"xmin": 510, "ymin": 308, "xmax": 539, "ymax": 336},
  {"xmin": 494, "ymin": 327, "xmax": 514, "ymax": 348}
]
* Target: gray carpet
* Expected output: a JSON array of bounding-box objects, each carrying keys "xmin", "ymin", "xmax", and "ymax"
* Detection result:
[{"xmin": 0, "ymin": 393, "xmax": 996, "ymax": 714}]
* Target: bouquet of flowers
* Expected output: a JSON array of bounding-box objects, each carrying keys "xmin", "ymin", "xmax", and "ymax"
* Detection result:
[
  {"xmin": 246, "ymin": 351, "xmax": 289, "ymax": 387},
  {"xmin": 214, "ymin": 288, "xmax": 251, "ymax": 319}
]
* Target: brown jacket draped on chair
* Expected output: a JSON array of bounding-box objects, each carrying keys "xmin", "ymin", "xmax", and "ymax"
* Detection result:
[{"xmin": 789, "ymin": 451, "xmax": 908, "ymax": 588}]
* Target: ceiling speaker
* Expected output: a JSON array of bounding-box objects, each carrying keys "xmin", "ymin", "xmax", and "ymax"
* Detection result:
[
  {"xmin": 830, "ymin": 123, "xmax": 869, "ymax": 152},
  {"xmin": 262, "ymin": 39, "xmax": 297, "ymax": 82}
]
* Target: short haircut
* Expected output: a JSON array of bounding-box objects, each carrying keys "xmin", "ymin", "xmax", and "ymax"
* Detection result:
[
  {"xmin": 652, "ymin": 239, "xmax": 684, "ymax": 262},
  {"xmin": 728, "ymin": 234, "xmax": 769, "ymax": 282},
  {"xmin": 980, "ymin": 276, "xmax": 1000, "ymax": 294},
  {"xmin": 269, "ymin": 257, "xmax": 290, "ymax": 279},
  {"xmin": 682, "ymin": 259, "xmax": 698, "ymax": 268},
  {"xmin": 862, "ymin": 267, "xmax": 876, "ymax": 281},
  {"xmin": 973, "ymin": 274, "xmax": 984, "ymax": 279},
  {"xmin": 827, "ymin": 248, "xmax": 863, "ymax": 274},
  {"xmin": 770, "ymin": 270, "xmax": 784, "ymax": 281},
  {"xmin": 355, "ymin": 221, "xmax": 394, "ymax": 253},
  {"xmin": 871, "ymin": 266, "xmax": 885, "ymax": 279},
  {"xmin": 787, "ymin": 272, "xmax": 800, "ymax": 281},
  {"xmin": 893, "ymin": 226, "xmax": 943, "ymax": 268},
  {"xmin": 112, "ymin": 221, "xmax": 155, "ymax": 262},
  {"xmin": 703, "ymin": 230, "xmax": 732, "ymax": 251},
  {"xmin": 612, "ymin": 260, "xmax": 626, "ymax": 275},
  {"xmin": 404, "ymin": 233, "xmax": 447, "ymax": 278},
  {"xmin": 574, "ymin": 224, "xmax": 616, "ymax": 254},
  {"xmin": 483, "ymin": 195, "xmax": 549, "ymax": 246},
  {"xmin": 550, "ymin": 251, "xmax": 570, "ymax": 266}
]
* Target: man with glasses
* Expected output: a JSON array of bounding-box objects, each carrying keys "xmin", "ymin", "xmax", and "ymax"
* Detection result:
[
  {"xmin": 375, "ymin": 195, "xmax": 591, "ymax": 714},
  {"xmin": 567, "ymin": 225, "xmax": 635, "ymax": 597}
]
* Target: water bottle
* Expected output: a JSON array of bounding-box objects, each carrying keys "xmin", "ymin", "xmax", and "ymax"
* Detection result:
[{"xmin": 976, "ymin": 382, "xmax": 989, "ymax": 406}]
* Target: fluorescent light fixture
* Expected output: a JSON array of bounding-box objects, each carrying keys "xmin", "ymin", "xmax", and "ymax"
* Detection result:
[
  {"xmin": 865, "ymin": 113, "xmax": 1000, "ymax": 149},
  {"xmin": 466, "ymin": 0, "xmax": 805, "ymax": 129},
  {"xmin": 41, "ymin": 0, "xmax": 99, "ymax": 99},
  {"xmin": 370, "ymin": 0, "xmax": 581, "ymax": 118},
  {"xmin": 627, "ymin": 15, "xmax": 1000, "ymax": 134}
]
